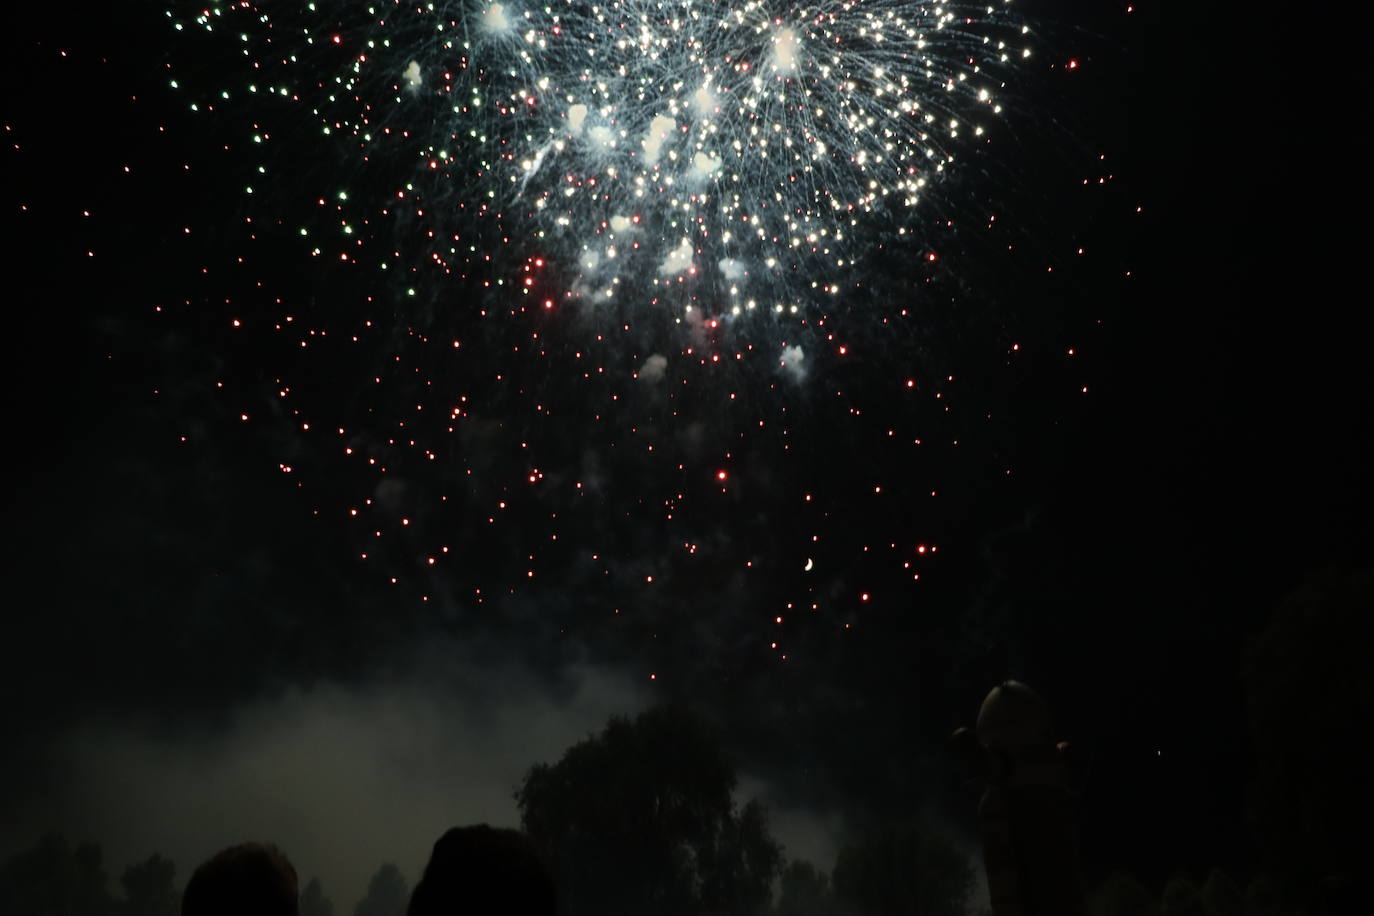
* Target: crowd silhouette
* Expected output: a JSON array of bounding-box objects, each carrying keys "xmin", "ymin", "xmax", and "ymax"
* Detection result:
[
  {"xmin": 180, "ymin": 827, "xmax": 556, "ymax": 916},
  {"xmin": 182, "ymin": 843, "xmax": 299, "ymax": 916}
]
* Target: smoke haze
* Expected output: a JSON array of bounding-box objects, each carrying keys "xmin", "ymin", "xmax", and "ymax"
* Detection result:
[{"xmin": 6, "ymin": 655, "xmax": 644, "ymax": 908}]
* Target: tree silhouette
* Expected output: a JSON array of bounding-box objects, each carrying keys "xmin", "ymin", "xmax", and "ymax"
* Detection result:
[
  {"xmin": 1242, "ymin": 874, "xmax": 1283, "ymax": 916},
  {"xmin": 301, "ymin": 877, "xmax": 335, "ymax": 916},
  {"xmin": 1087, "ymin": 869, "xmax": 1156, "ymax": 916},
  {"xmin": 774, "ymin": 860, "xmax": 833, "ymax": 916},
  {"xmin": 119, "ymin": 854, "xmax": 177, "ymax": 916},
  {"xmin": 1301, "ymin": 874, "xmax": 1360, "ymax": 916},
  {"xmin": 354, "ymin": 864, "xmax": 408, "ymax": 916},
  {"xmin": 0, "ymin": 834, "xmax": 114, "ymax": 916},
  {"xmin": 1159, "ymin": 872, "xmax": 1203, "ymax": 916},
  {"xmin": 516, "ymin": 705, "xmax": 782, "ymax": 916},
  {"xmin": 831, "ymin": 824, "xmax": 973, "ymax": 916},
  {"xmin": 1199, "ymin": 867, "xmax": 1243, "ymax": 916}
]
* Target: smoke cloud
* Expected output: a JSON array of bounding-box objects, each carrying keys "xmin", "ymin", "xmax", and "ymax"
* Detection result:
[
  {"xmin": 5, "ymin": 656, "xmax": 645, "ymax": 910},
  {"xmin": 639, "ymin": 354, "xmax": 668, "ymax": 384}
]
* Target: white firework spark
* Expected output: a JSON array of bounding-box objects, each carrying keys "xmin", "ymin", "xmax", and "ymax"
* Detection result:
[{"xmin": 172, "ymin": 0, "xmax": 1029, "ymax": 320}]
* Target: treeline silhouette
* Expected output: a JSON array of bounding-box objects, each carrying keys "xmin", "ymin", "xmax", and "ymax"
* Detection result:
[
  {"xmin": 0, "ymin": 706, "xmax": 979, "ymax": 916},
  {"xmin": 6, "ymin": 559, "xmax": 1370, "ymax": 916}
]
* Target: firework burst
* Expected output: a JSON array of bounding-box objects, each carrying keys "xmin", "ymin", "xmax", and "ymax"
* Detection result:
[
  {"xmin": 153, "ymin": 0, "xmax": 1083, "ymax": 619},
  {"xmin": 171, "ymin": 0, "xmax": 1028, "ymax": 324}
]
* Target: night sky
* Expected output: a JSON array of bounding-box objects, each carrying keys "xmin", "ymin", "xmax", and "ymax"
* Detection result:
[{"xmin": 3, "ymin": 1, "xmax": 1371, "ymax": 912}]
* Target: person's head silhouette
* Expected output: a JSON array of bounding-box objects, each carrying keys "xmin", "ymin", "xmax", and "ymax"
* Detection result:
[
  {"xmin": 408, "ymin": 825, "xmax": 555, "ymax": 916},
  {"xmin": 182, "ymin": 842, "xmax": 298, "ymax": 916}
]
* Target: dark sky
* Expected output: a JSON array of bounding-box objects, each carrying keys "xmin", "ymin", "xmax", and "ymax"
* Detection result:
[{"xmin": 3, "ymin": 0, "xmax": 1372, "ymax": 910}]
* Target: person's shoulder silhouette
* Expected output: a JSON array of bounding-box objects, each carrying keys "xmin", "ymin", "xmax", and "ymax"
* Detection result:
[
  {"xmin": 408, "ymin": 824, "xmax": 555, "ymax": 916},
  {"xmin": 182, "ymin": 841, "xmax": 299, "ymax": 916}
]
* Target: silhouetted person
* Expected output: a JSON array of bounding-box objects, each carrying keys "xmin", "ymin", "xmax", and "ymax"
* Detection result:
[
  {"xmin": 182, "ymin": 842, "xmax": 298, "ymax": 916},
  {"xmin": 408, "ymin": 825, "xmax": 555, "ymax": 916}
]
